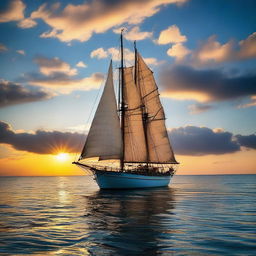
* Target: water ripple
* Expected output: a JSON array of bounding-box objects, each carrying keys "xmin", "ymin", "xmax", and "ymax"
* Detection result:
[{"xmin": 0, "ymin": 175, "xmax": 256, "ymax": 255}]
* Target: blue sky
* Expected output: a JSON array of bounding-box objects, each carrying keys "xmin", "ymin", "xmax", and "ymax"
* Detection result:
[{"xmin": 0, "ymin": 0, "xmax": 255, "ymax": 175}]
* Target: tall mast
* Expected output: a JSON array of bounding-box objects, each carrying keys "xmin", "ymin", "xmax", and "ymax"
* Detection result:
[
  {"xmin": 134, "ymin": 42, "xmax": 150, "ymax": 167},
  {"xmin": 120, "ymin": 30, "xmax": 125, "ymax": 171}
]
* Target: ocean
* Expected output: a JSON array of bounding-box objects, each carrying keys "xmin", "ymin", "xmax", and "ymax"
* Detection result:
[{"xmin": 0, "ymin": 175, "xmax": 255, "ymax": 255}]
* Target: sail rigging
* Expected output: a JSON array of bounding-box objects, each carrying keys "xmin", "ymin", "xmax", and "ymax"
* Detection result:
[
  {"xmin": 79, "ymin": 61, "xmax": 122, "ymax": 161},
  {"xmin": 79, "ymin": 33, "xmax": 177, "ymax": 166},
  {"xmin": 134, "ymin": 53, "xmax": 177, "ymax": 164}
]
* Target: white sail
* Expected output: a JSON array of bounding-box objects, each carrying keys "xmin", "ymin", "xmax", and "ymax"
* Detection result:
[
  {"xmin": 136, "ymin": 53, "xmax": 177, "ymax": 163},
  {"xmin": 123, "ymin": 67, "xmax": 147, "ymax": 162},
  {"xmin": 80, "ymin": 61, "xmax": 122, "ymax": 161}
]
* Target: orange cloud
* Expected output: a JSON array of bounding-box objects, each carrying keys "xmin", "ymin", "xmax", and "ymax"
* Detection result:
[
  {"xmin": 157, "ymin": 25, "xmax": 187, "ymax": 44},
  {"xmin": 28, "ymin": 72, "xmax": 104, "ymax": 93},
  {"xmin": 25, "ymin": 56, "xmax": 103, "ymax": 93},
  {"xmin": 167, "ymin": 43, "xmax": 191, "ymax": 60},
  {"xmin": 162, "ymin": 91, "xmax": 210, "ymax": 102},
  {"xmin": 193, "ymin": 35, "xmax": 233, "ymax": 64},
  {"xmin": 238, "ymin": 32, "xmax": 256, "ymax": 59},
  {"xmin": 0, "ymin": 0, "xmax": 25, "ymax": 23},
  {"xmin": 76, "ymin": 61, "xmax": 87, "ymax": 68},
  {"xmin": 34, "ymin": 56, "xmax": 77, "ymax": 76},
  {"xmin": 190, "ymin": 33, "xmax": 256, "ymax": 66},
  {"xmin": 237, "ymin": 96, "xmax": 256, "ymax": 109},
  {"xmin": 90, "ymin": 48, "xmax": 108, "ymax": 59},
  {"xmin": 28, "ymin": 0, "xmax": 186, "ymax": 42},
  {"xmin": 18, "ymin": 18, "xmax": 37, "ymax": 28}
]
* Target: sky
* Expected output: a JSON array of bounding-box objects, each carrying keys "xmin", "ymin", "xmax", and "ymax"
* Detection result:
[{"xmin": 0, "ymin": 0, "xmax": 255, "ymax": 176}]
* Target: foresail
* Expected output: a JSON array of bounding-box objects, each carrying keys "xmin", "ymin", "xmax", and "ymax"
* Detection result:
[
  {"xmin": 136, "ymin": 54, "xmax": 177, "ymax": 163},
  {"xmin": 123, "ymin": 67, "xmax": 147, "ymax": 162},
  {"xmin": 80, "ymin": 61, "xmax": 122, "ymax": 161}
]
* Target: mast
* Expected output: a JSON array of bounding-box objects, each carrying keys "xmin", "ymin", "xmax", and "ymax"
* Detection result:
[
  {"xmin": 134, "ymin": 41, "xmax": 150, "ymax": 167},
  {"xmin": 120, "ymin": 30, "xmax": 125, "ymax": 171}
]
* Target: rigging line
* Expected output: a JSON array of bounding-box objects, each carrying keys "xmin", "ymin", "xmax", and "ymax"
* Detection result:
[
  {"xmin": 142, "ymin": 88, "xmax": 158, "ymax": 99},
  {"xmin": 150, "ymin": 106, "xmax": 163, "ymax": 121}
]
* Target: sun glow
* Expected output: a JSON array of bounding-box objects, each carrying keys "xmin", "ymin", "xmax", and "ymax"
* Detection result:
[{"xmin": 55, "ymin": 153, "xmax": 69, "ymax": 162}]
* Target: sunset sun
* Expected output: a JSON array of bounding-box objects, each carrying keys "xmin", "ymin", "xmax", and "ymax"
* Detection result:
[{"xmin": 55, "ymin": 153, "xmax": 69, "ymax": 162}]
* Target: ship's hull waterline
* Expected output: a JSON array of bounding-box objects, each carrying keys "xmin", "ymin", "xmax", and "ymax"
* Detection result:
[{"xmin": 93, "ymin": 170, "xmax": 171, "ymax": 189}]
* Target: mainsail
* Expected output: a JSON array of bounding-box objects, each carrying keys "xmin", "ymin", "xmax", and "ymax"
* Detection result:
[
  {"xmin": 80, "ymin": 61, "xmax": 122, "ymax": 161},
  {"xmin": 134, "ymin": 53, "xmax": 177, "ymax": 164},
  {"xmin": 123, "ymin": 67, "xmax": 147, "ymax": 162}
]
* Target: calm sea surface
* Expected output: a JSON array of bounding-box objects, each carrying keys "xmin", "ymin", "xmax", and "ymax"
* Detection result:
[{"xmin": 0, "ymin": 175, "xmax": 255, "ymax": 255}]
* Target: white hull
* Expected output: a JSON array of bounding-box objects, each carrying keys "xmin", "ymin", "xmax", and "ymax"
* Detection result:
[{"xmin": 94, "ymin": 170, "xmax": 171, "ymax": 189}]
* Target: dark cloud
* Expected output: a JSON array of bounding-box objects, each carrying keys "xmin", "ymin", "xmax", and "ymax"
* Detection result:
[
  {"xmin": 160, "ymin": 65, "xmax": 256, "ymax": 102},
  {"xmin": 0, "ymin": 80, "xmax": 52, "ymax": 107},
  {"xmin": 235, "ymin": 134, "xmax": 256, "ymax": 149},
  {"xmin": 169, "ymin": 126, "xmax": 240, "ymax": 155},
  {"xmin": 1, "ymin": 121, "xmax": 255, "ymax": 156},
  {"xmin": 0, "ymin": 121, "xmax": 85, "ymax": 154}
]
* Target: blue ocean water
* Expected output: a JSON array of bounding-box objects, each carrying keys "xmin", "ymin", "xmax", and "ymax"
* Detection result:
[{"xmin": 0, "ymin": 175, "xmax": 255, "ymax": 255}]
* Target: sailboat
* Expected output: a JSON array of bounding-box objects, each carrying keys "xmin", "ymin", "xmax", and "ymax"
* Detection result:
[{"xmin": 73, "ymin": 32, "xmax": 179, "ymax": 189}]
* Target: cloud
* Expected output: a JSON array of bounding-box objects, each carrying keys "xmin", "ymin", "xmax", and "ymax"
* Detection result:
[
  {"xmin": 34, "ymin": 56, "xmax": 77, "ymax": 76},
  {"xmin": 114, "ymin": 26, "xmax": 152, "ymax": 41},
  {"xmin": 0, "ymin": 0, "xmax": 25, "ymax": 23},
  {"xmin": 160, "ymin": 65, "xmax": 256, "ymax": 102},
  {"xmin": 23, "ymin": 56, "xmax": 103, "ymax": 93},
  {"xmin": 192, "ymin": 35, "xmax": 233, "ymax": 65},
  {"xmin": 188, "ymin": 103, "xmax": 213, "ymax": 114},
  {"xmin": 0, "ymin": 79, "xmax": 52, "ymax": 107},
  {"xmin": 190, "ymin": 33, "xmax": 256, "ymax": 66},
  {"xmin": 17, "ymin": 18, "xmax": 37, "ymax": 28},
  {"xmin": 0, "ymin": 43, "xmax": 8, "ymax": 52},
  {"xmin": 91, "ymin": 47, "xmax": 132, "ymax": 61},
  {"xmin": 167, "ymin": 43, "xmax": 191, "ymax": 60},
  {"xmin": 16, "ymin": 50, "xmax": 25, "ymax": 55},
  {"xmin": 0, "ymin": 121, "xmax": 85, "ymax": 154},
  {"xmin": 169, "ymin": 126, "xmax": 240, "ymax": 155},
  {"xmin": 143, "ymin": 57, "xmax": 160, "ymax": 66},
  {"xmin": 28, "ymin": 0, "xmax": 186, "ymax": 42},
  {"xmin": 238, "ymin": 32, "xmax": 256, "ymax": 59},
  {"xmin": 237, "ymin": 96, "xmax": 256, "ymax": 109},
  {"xmin": 76, "ymin": 61, "xmax": 87, "ymax": 68},
  {"xmin": 27, "ymin": 72, "xmax": 104, "ymax": 93},
  {"xmin": 157, "ymin": 25, "xmax": 187, "ymax": 45},
  {"xmin": 1, "ymin": 121, "xmax": 255, "ymax": 156},
  {"xmin": 90, "ymin": 48, "xmax": 108, "ymax": 59},
  {"xmin": 235, "ymin": 134, "xmax": 256, "ymax": 149},
  {"xmin": 91, "ymin": 47, "xmax": 159, "ymax": 65}
]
